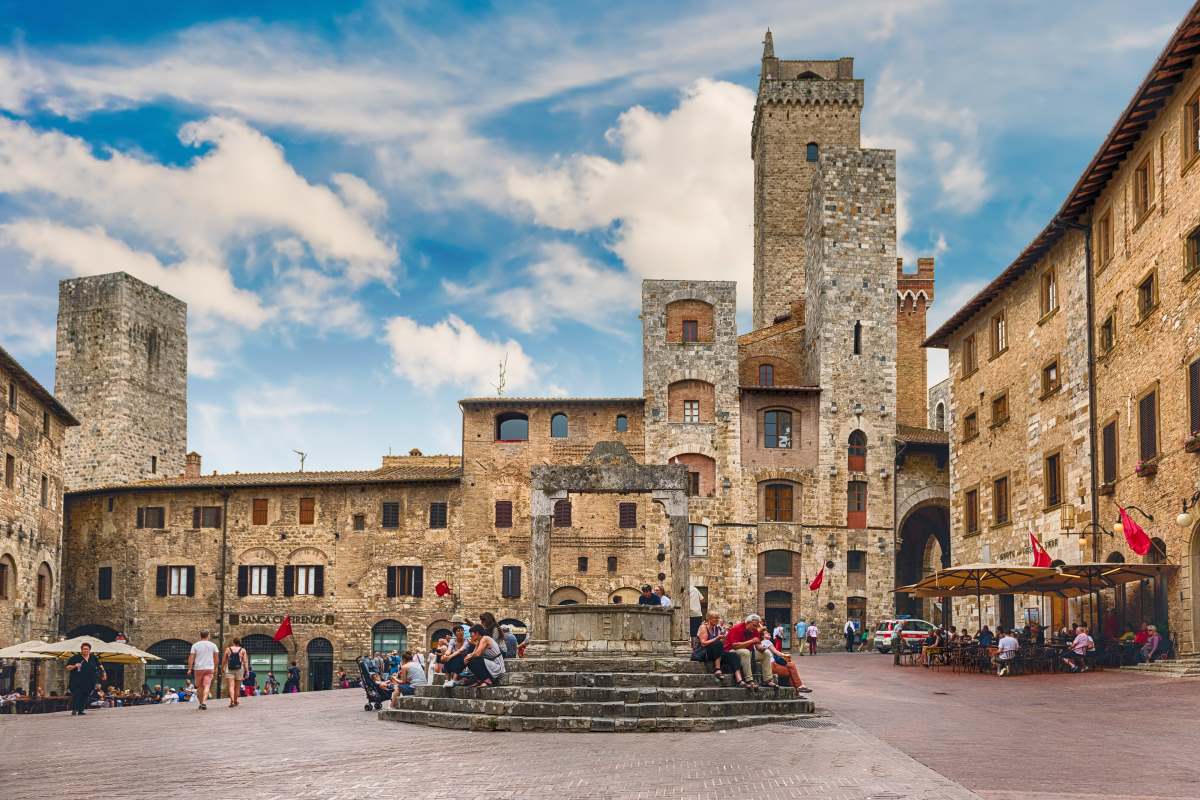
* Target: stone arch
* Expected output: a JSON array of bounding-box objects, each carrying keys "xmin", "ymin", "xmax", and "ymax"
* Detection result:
[
  {"xmin": 896, "ymin": 497, "xmax": 951, "ymax": 624},
  {"xmin": 286, "ymin": 547, "xmax": 328, "ymax": 564},
  {"xmin": 549, "ymin": 586, "xmax": 587, "ymax": 605},
  {"xmin": 896, "ymin": 484, "xmax": 951, "ymax": 531},
  {"xmin": 67, "ymin": 623, "xmax": 119, "ymax": 641},
  {"xmin": 609, "ymin": 587, "xmax": 640, "ymax": 604},
  {"xmin": 237, "ymin": 547, "xmax": 277, "ymax": 564},
  {"xmin": 667, "ymin": 379, "xmax": 715, "ymax": 423},
  {"xmin": 665, "ymin": 299, "xmax": 714, "ymax": 343},
  {"xmin": 426, "ymin": 619, "xmax": 454, "ymax": 646}
]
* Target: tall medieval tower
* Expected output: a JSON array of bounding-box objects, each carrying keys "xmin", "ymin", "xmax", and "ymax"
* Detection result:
[{"xmin": 55, "ymin": 272, "xmax": 187, "ymax": 491}]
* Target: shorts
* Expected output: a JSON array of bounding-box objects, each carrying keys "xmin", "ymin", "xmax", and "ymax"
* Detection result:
[
  {"xmin": 194, "ymin": 669, "xmax": 214, "ymax": 689},
  {"xmin": 226, "ymin": 665, "xmax": 245, "ymax": 681}
]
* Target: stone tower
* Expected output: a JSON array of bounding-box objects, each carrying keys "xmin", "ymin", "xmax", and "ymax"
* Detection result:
[
  {"xmin": 55, "ymin": 272, "xmax": 187, "ymax": 491},
  {"xmin": 896, "ymin": 258, "xmax": 936, "ymax": 428},
  {"xmin": 752, "ymin": 31, "xmax": 862, "ymax": 329}
]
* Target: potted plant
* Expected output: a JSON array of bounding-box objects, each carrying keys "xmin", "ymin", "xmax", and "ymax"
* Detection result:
[
  {"xmin": 1135, "ymin": 459, "xmax": 1158, "ymax": 477},
  {"xmin": 1185, "ymin": 430, "xmax": 1200, "ymax": 453}
]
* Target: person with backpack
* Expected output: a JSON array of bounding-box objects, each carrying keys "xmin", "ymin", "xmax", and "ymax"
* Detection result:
[{"xmin": 222, "ymin": 637, "xmax": 247, "ymax": 707}]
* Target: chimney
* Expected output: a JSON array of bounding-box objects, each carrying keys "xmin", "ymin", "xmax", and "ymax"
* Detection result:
[{"xmin": 185, "ymin": 451, "xmax": 202, "ymax": 478}]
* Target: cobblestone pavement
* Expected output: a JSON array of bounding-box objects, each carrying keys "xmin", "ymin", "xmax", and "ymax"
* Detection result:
[{"xmin": 797, "ymin": 651, "xmax": 1200, "ymax": 800}]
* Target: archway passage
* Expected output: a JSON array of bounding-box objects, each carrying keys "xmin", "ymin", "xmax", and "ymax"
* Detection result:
[
  {"xmin": 244, "ymin": 634, "xmax": 289, "ymax": 688},
  {"xmin": 371, "ymin": 620, "xmax": 407, "ymax": 655},
  {"xmin": 307, "ymin": 638, "xmax": 334, "ymax": 691},
  {"xmin": 145, "ymin": 639, "xmax": 191, "ymax": 690},
  {"xmin": 896, "ymin": 503, "xmax": 951, "ymax": 624}
]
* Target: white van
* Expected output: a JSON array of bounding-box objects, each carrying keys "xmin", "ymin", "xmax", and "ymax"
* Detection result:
[{"xmin": 873, "ymin": 618, "xmax": 936, "ymax": 652}]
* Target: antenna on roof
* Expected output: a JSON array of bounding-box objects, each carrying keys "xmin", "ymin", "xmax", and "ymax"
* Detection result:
[
  {"xmin": 292, "ymin": 449, "xmax": 307, "ymax": 472},
  {"xmin": 494, "ymin": 354, "xmax": 508, "ymax": 397}
]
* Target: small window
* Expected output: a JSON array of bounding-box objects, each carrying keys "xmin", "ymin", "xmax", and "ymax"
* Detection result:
[
  {"xmin": 501, "ymin": 565, "xmax": 521, "ymax": 598},
  {"xmin": 1138, "ymin": 390, "xmax": 1158, "ymax": 462},
  {"xmin": 764, "ymin": 550, "xmax": 793, "ymax": 577},
  {"xmin": 991, "ymin": 393, "xmax": 1008, "ymax": 426},
  {"xmin": 615, "ymin": 414, "xmax": 628, "ymax": 432},
  {"xmin": 136, "ymin": 506, "xmax": 166, "ymax": 529},
  {"xmin": 298, "ymin": 497, "xmax": 315, "ymax": 525},
  {"xmin": 992, "ymin": 476, "xmax": 1009, "ymax": 525},
  {"xmin": 1096, "ymin": 210, "xmax": 1113, "ymax": 266},
  {"xmin": 150, "ymin": 455, "xmax": 157, "ymax": 474},
  {"xmin": 1041, "ymin": 360, "xmax": 1061, "ymax": 397},
  {"xmin": 1040, "ymin": 270, "xmax": 1057, "ymax": 317},
  {"xmin": 1137, "ymin": 272, "xmax": 1157, "ymax": 319},
  {"xmin": 39, "ymin": 474, "xmax": 47, "ymax": 508},
  {"xmin": 682, "ymin": 319, "xmax": 699, "ymax": 343},
  {"xmin": 618, "ymin": 502, "xmax": 637, "ymax": 529},
  {"xmin": 606, "ymin": 556, "xmax": 617, "ymax": 573},
  {"xmin": 847, "ymin": 430, "xmax": 866, "ymax": 472},
  {"xmin": 1189, "ymin": 358, "xmax": 1200, "ymax": 439},
  {"xmin": 1187, "ymin": 226, "xmax": 1200, "ymax": 276},
  {"xmin": 352, "ymin": 514, "xmax": 366, "ymax": 531},
  {"xmin": 806, "ymin": 142, "xmax": 819, "ymax": 162},
  {"xmin": 553, "ymin": 499, "xmax": 572, "ymax": 528},
  {"xmin": 961, "ymin": 333, "xmax": 977, "ymax": 376},
  {"xmin": 1044, "ymin": 452, "xmax": 1063, "ymax": 508},
  {"xmin": 763, "ymin": 483, "xmax": 793, "ymax": 522},
  {"xmin": 758, "ymin": 364, "xmax": 775, "ymax": 386},
  {"xmin": 550, "ymin": 413, "xmax": 569, "ymax": 438},
  {"xmin": 1185, "ymin": 88, "xmax": 1199, "ymax": 164},
  {"xmin": 990, "ymin": 311, "xmax": 1007, "ymax": 356},
  {"xmin": 847, "ymin": 480, "xmax": 867, "ymax": 528},
  {"xmin": 763, "ymin": 410, "xmax": 792, "ymax": 448},
  {"xmin": 853, "ymin": 321, "xmax": 863, "ymax": 355},
  {"xmin": 387, "ymin": 565, "xmax": 423, "ymax": 597},
  {"xmin": 98, "ymin": 566, "xmax": 113, "ymax": 601},
  {"xmin": 683, "ymin": 400, "xmax": 700, "ymax": 423},
  {"xmin": 1102, "ymin": 419, "xmax": 1118, "ymax": 485},
  {"xmin": 3, "ymin": 453, "xmax": 11, "ymax": 489},
  {"xmin": 847, "ymin": 550, "xmax": 866, "ymax": 574},
  {"xmin": 1133, "ymin": 154, "xmax": 1153, "ymax": 220},
  {"xmin": 495, "ymin": 500, "xmax": 513, "ymax": 528},
  {"xmin": 935, "ymin": 402, "xmax": 945, "ymax": 431},
  {"xmin": 963, "ymin": 411, "xmax": 979, "ymax": 441},
  {"xmin": 6, "ymin": 382, "xmax": 14, "ymax": 409},
  {"xmin": 965, "ymin": 488, "xmax": 979, "ymax": 533},
  {"xmin": 1099, "ymin": 313, "xmax": 1115, "ymax": 354},
  {"xmin": 429, "ymin": 502, "xmax": 448, "ymax": 529},
  {"xmin": 0, "ymin": 560, "xmax": 7, "ymax": 599},
  {"xmin": 192, "ymin": 506, "xmax": 221, "ymax": 528},
  {"xmin": 687, "ymin": 471, "xmax": 700, "ymax": 497},
  {"xmin": 42, "ymin": 410, "xmax": 50, "ymax": 436},
  {"xmin": 578, "ymin": 556, "xmax": 588, "ymax": 572},
  {"xmin": 252, "ymin": 498, "xmax": 268, "ymax": 525},
  {"xmin": 36, "ymin": 569, "xmax": 48, "ymax": 607},
  {"xmin": 689, "ymin": 523, "xmax": 709, "ymax": 557},
  {"xmin": 495, "ymin": 412, "xmax": 529, "ymax": 442},
  {"xmin": 381, "ymin": 502, "xmax": 400, "ymax": 529},
  {"xmin": 106, "ymin": 497, "xmax": 114, "ymax": 513}
]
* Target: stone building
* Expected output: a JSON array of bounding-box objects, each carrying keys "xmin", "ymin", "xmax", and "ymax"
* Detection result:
[
  {"xmin": 0, "ymin": 345, "xmax": 78, "ymax": 691},
  {"xmin": 926, "ymin": 4, "xmax": 1200, "ymax": 647}
]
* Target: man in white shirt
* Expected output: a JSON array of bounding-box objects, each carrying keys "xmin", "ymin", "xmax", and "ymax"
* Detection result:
[
  {"xmin": 843, "ymin": 619, "xmax": 857, "ymax": 652},
  {"xmin": 1063, "ymin": 625, "xmax": 1095, "ymax": 672},
  {"xmin": 805, "ymin": 622, "xmax": 820, "ymax": 655},
  {"xmin": 688, "ymin": 585, "xmax": 704, "ymax": 637},
  {"xmin": 993, "ymin": 628, "xmax": 1020, "ymax": 676},
  {"xmin": 186, "ymin": 630, "xmax": 220, "ymax": 710}
]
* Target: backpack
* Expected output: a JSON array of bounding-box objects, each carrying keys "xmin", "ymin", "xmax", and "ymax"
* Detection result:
[{"xmin": 228, "ymin": 647, "xmax": 243, "ymax": 669}]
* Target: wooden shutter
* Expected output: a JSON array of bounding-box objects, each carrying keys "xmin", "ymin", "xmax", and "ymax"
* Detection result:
[
  {"xmin": 618, "ymin": 502, "xmax": 637, "ymax": 528},
  {"xmin": 413, "ymin": 567, "xmax": 424, "ymax": 598},
  {"xmin": 313, "ymin": 565, "xmax": 325, "ymax": 597},
  {"xmin": 495, "ymin": 500, "xmax": 512, "ymax": 528},
  {"xmin": 554, "ymin": 500, "xmax": 571, "ymax": 527},
  {"xmin": 192, "ymin": 507, "xmax": 200, "ymax": 529},
  {"xmin": 1102, "ymin": 422, "xmax": 1117, "ymax": 484},
  {"xmin": 185, "ymin": 566, "xmax": 196, "ymax": 597},
  {"xmin": 283, "ymin": 565, "xmax": 295, "ymax": 597},
  {"xmin": 1139, "ymin": 392, "xmax": 1158, "ymax": 460},
  {"xmin": 266, "ymin": 565, "xmax": 277, "ymax": 596},
  {"xmin": 252, "ymin": 498, "xmax": 268, "ymax": 525},
  {"xmin": 237, "ymin": 565, "xmax": 248, "ymax": 597},
  {"xmin": 1190, "ymin": 359, "xmax": 1200, "ymax": 436},
  {"xmin": 503, "ymin": 566, "xmax": 521, "ymax": 598},
  {"xmin": 155, "ymin": 565, "xmax": 168, "ymax": 596},
  {"xmin": 386, "ymin": 566, "xmax": 397, "ymax": 598},
  {"xmin": 137, "ymin": 507, "xmax": 145, "ymax": 529}
]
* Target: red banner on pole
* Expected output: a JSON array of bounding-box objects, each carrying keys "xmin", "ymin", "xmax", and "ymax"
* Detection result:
[{"xmin": 272, "ymin": 615, "xmax": 293, "ymax": 642}]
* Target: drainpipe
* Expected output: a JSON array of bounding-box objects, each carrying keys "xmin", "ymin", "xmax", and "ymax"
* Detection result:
[
  {"xmin": 217, "ymin": 488, "xmax": 230, "ymax": 699},
  {"xmin": 1064, "ymin": 220, "xmax": 1100, "ymax": 561},
  {"xmin": 893, "ymin": 439, "xmax": 908, "ymax": 617}
]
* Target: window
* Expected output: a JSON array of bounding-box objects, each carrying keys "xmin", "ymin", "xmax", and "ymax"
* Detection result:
[
  {"xmin": 965, "ymin": 489, "xmax": 979, "ymax": 534},
  {"xmin": 288, "ymin": 565, "xmax": 323, "ymax": 596},
  {"xmin": 136, "ymin": 506, "xmax": 166, "ymax": 529},
  {"xmin": 107, "ymin": 497, "xmax": 114, "ymax": 512},
  {"xmin": 1189, "ymin": 358, "xmax": 1200, "ymax": 438},
  {"xmin": 501, "ymin": 565, "xmax": 521, "ymax": 598},
  {"xmin": 495, "ymin": 500, "xmax": 513, "ymax": 528},
  {"xmin": 687, "ymin": 471, "xmax": 700, "ymax": 497},
  {"xmin": 1041, "ymin": 360, "xmax": 1061, "ymax": 397},
  {"xmin": 615, "ymin": 414, "xmax": 628, "ymax": 432},
  {"xmin": 252, "ymin": 498, "xmax": 268, "ymax": 525},
  {"xmin": 806, "ymin": 142, "xmax": 819, "ymax": 162},
  {"xmin": 550, "ymin": 413, "xmax": 569, "ymax": 438},
  {"xmin": 1188, "ymin": 226, "xmax": 1200, "ymax": 276},
  {"xmin": 192, "ymin": 506, "xmax": 221, "ymax": 528},
  {"xmin": 578, "ymin": 556, "xmax": 588, "ymax": 572},
  {"xmin": 1133, "ymin": 154, "xmax": 1153, "ymax": 220},
  {"xmin": 847, "ymin": 430, "xmax": 866, "ymax": 472},
  {"xmin": 4, "ymin": 453, "xmax": 13, "ymax": 489},
  {"xmin": 763, "ymin": 550, "xmax": 793, "ymax": 577},
  {"xmin": 853, "ymin": 321, "xmax": 863, "ymax": 355},
  {"xmin": 1040, "ymin": 270, "xmax": 1057, "ymax": 317},
  {"xmin": 1185, "ymin": 89, "xmax": 1200, "ymax": 164},
  {"xmin": 763, "ymin": 409, "xmax": 793, "ymax": 448},
  {"xmin": 1137, "ymin": 272, "xmax": 1157, "ymax": 319},
  {"xmin": 0, "ymin": 558, "xmax": 9, "ymax": 599},
  {"xmin": 847, "ymin": 550, "xmax": 866, "ymax": 574},
  {"xmin": 1044, "ymin": 452, "xmax": 1063, "ymax": 508},
  {"xmin": 352, "ymin": 514, "xmax": 366, "ymax": 531},
  {"xmin": 429, "ymin": 502, "xmax": 448, "ymax": 529},
  {"xmin": 156, "ymin": 565, "xmax": 195, "ymax": 597},
  {"xmin": 935, "ymin": 402, "xmax": 945, "ymax": 431},
  {"xmin": 553, "ymin": 499, "xmax": 572, "ymax": 528},
  {"xmin": 991, "ymin": 393, "xmax": 1009, "ymax": 426},
  {"xmin": 682, "ymin": 319, "xmax": 699, "ymax": 342},
  {"xmin": 606, "ymin": 556, "xmax": 617, "ymax": 573},
  {"xmin": 1099, "ymin": 313, "xmax": 1115, "ymax": 354},
  {"xmin": 847, "ymin": 480, "xmax": 867, "ymax": 528},
  {"xmin": 495, "ymin": 412, "xmax": 529, "ymax": 442},
  {"xmin": 1138, "ymin": 390, "xmax": 1158, "ymax": 462},
  {"xmin": 1096, "ymin": 210, "xmax": 1113, "ymax": 266},
  {"xmin": 763, "ymin": 483, "xmax": 793, "ymax": 522},
  {"xmin": 98, "ymin": 566, "xmax": 113, "ymax": 600},
  {"xmin": 683, "ymin": 400, "xmax": 700, "ymax": 423},
  {"xmin": 961, "ymin": 333, "xmax": 977, "ymax": 376},
  {"xmin": 298, "ymin": 497, "xmax": 315, "ymax": 525},
  {"xmin": 689, "ymin": 523, "xmax": 709, "ymax": 557},
  {"xmin": 992, "ymin": 476, "xmax": 1009, "ymax": 525},
  {"xmin": 990, "ymin": 311, "xmax": 1007, "ymax": 356},
  {"xmin": 6, "ymin": 382, "xmax": 14, "ymax": 409},
  {"xmin": 149, "ymin": 455, "xmax": 157, "ymax": 474},
  {"xmin": 758, "ymin": 364, "xmax": 775, "ymax": 386},
  {"xmin": 39, "ymin": 474, "xmax": 47, "ymax": 508},
  {"xmin": 42, "ymin": 410, "xmax": 50, "ymax": 436},
  {"xmin": 1102, "ymin": 419, "xmax": 1118, "ymax": 485},
  {"xmin": 618, "ymin": 502, "xmax": 637, "ymax": 528},
  {"xmin": 371, "ymin": 621, "xmax": 407, "ymax": 657},
  {"xmin": 386, "ymin": 565, "xmax": 423, "ymax": 597},
  {"xmin": 963, "ymin": 411, "xmax": 979, "ymax": 441},
  {"xmin": 36, "ymin": 568, "xmax": 48, "ymax": 607},
  {"xmin": 381, "ymin": 502, "xmax": 400, "ymax": 529},
  {"xmin": 242, "ymin": 565, "xmax": 275, "ymax": 596}
]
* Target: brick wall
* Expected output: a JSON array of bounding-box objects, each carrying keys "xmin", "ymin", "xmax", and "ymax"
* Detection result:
[{"xmin": 664, "ymin": 299, "xmax": 715, "ymax": 343}]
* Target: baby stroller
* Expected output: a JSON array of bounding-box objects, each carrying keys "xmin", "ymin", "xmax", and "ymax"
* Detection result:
[{"xmin": 357, "ymin": 657, "xmax": 388, "ymax": 711}]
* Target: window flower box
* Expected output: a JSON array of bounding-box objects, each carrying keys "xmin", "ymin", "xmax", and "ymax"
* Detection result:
[
  {"xmin": 1098, "ymin": 481, "xmax": 1115, "ymax": 496},
  {"xmin": 1185, "ymin": 432, "xmax": 1200, "ymax": 453},
  {"xmin": 1135, "ymin": 459, "xmax": 1158, "ymax": 477}
]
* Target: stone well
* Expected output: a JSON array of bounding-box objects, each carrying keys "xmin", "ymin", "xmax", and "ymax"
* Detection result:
[{"xmin": 545, "ymin": 604, "xmax": 672, "ymax": 656}]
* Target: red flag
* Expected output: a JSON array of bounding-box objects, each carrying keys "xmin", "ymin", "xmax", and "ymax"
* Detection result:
[
  {"xmin": 808, "ymin": 566, "xmax": 825, "ymax": 591},
  {"xmin": 435, "ymin": 580, "xmax": 452, "ymax": 597},
  {"xmin": 1118, "ymin": 506, "xmax": 1151, "ymax": 556},
  {"xmin": 272, "ymin": 615, "xmax": 293, "ymax": 642},
  {"xmin": 1029, "ymin": 529, "xmax": 1052, "ymax": 567}
]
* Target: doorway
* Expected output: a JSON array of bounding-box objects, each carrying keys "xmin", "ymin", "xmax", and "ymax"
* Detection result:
[
  {"xmin": 999, "ymin": 595, "xmax": 1015, "ymax": 630},
  {"xmin": 307, "ymin": 638, "xmax": 333, "ymax": 691},
  {"xmin": 764, "ymin": 590, "xmax": 793, "ymax": 649}
]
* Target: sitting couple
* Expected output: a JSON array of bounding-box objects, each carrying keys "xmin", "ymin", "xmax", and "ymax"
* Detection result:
[
  {"xmin": 438, "ymin": 625, "xmax": 506, "ymax": 689},
  {"xmin": 695, "ymin": 612, "xmax": 811, "ymax": 693}
]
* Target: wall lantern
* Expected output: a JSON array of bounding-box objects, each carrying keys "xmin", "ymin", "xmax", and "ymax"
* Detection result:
[
  {"xmin": 722, "ymin": 477, "xmax": 732, "ymax": 491},
  {"xmin": 1176, "ymin": 490, "xmax": 1200, "ymax": 528},
  {"xmin": 830, "ymin": 401, "xmax": 838, "ymax": 414},
  {"xmin": 853, "ymin": 402, "xmax": 864, "ymax": 415},
  {"xmin": 722, "ymin": 543, "xmax": 733, "ymax": 557}
]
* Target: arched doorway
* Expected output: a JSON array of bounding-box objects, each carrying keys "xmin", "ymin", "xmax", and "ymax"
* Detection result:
[
  {"xmin": 371, "ymin": 620, "xmax": 407, "ymax": 655},
  {"xmin": 426, "ymin": 619, "xmax": 454, "ymax": 647},
  {"xmin": 307, "ymin": 638, "xmax": 333, "ymax": 691},
  {"xmin": 549, "ymin": 586, "xmax": 587, "ymax": 605},
  {"xmin": 67, "ymin": 624, "xmax": 124, "ymax": 688},
  {"xmin": 1192, "ymin": 524, "xmax": 1200, "ymax": 652},
  {"xmin": 244, "ymin": 634, "xmax": 289, "ymax": 688},
  {"xmin": 896, "ymin": 503, "xmax": 951, "ymax": 624},
  {"xmin": 145, "ymin": 639, "xmax": 191, "ymax": 690},
  {"xmin": 764, "ymin": 590, "xmax": 793, "ymax": 649},
  {"xmin": 499, "ymin": 617, "xmax": 528, "ymax": 643}
]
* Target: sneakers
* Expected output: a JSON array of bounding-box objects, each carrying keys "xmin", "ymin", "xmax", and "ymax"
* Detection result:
[
  {"xmin": 443, "ymin": 680, "xmax": 456, "ymax": 688},
  {"xmin": 998, "ymin": 666, "xmax": 1009, "ymax": 677},
  {"xmin": 198, "ymin": 703, "xmax": 207, "ymax": 710}
]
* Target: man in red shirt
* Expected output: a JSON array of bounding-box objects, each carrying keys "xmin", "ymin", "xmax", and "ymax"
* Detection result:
[{"xmin": 724, "ymin": 614, "xmax": 775, "ymax": 687}]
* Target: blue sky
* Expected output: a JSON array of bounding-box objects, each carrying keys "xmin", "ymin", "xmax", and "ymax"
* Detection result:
[{"xmin": 0, "ymin": 0, "xmax": 1193, "ymax": 473}]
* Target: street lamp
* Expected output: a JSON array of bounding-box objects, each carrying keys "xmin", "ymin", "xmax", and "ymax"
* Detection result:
[
  {"xmin": 1175, "ymin": 490, "xmax": 1200, "ymax": 528},
  {"xmin": 1076, "ymin": 522, "xmax": 1111, "ymax": 552},
  {"xmin": 1112, "ymin": 505, "xmax": 1154, "ymax": 536}
]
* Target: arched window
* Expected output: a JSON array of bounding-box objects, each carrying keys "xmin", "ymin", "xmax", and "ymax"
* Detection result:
[
  {"xmin": 495, "ymin": 412, "xmax": 529, "ymax": 442},
  {"xmin": 1106, "ymin": 551, "xmax": 1126, "ymax": 563},
  {"xmin": 35, "ymin": 562, "xmax": 51, "ymax": 608},
  {"xmin": 553, "ymin": 499, "xmax": 572, "ymax": 528},
  {"xmin": 853, "ymin": 321, "xmax": 862, "ymax": 355},
  {"xmin": 935, "ymin": 402, "xmax": 946, "ymax": 431},
  {"xmin": 762, "ymin": 483, "xmax": 794, "ymax": 522},
  {"xmin": 145, "ymin": 639, "xmax": 192, "ymax": 689},
  {"xmin": 759, "ymin": 363, "xmax": 775, "ymax": 386},
  {"xmin": 307, "ymin": 638, "xmax": 334, "ymax": 691},
  {"xmin": 244, "ymin": 633, "xmax": 290, "ymax": 680},
  {"xmin": 615, "ymin": 414, "xmax": 628, "ymax": 432},
  {"xmin": 549, "ymin": 586, "xmax": 587, "ymax": 605},
  {"xmin": 764, "ymin": 410, "xmax": 793, "ymax": 448},
  {"xmin": 848, "ymin": 430, "xmax": 867, "ymax": 472},
  {"xmin": 498, "ymin": 617, "xmax": 528, "ymax": 643},
  {"xmin": 806, "ymin": 142, "xmax": 819, "ymax": 162},
  {"xmin": 371, "ymin": 620, "xmax": 407, "ymax": 654},
  {"xmin": 550, "ymin": 413, "xmax": 569, "ymax": 438},
  {"xmin": 0, "ymin": 554, "xmax": 15, "ymax": 600}
]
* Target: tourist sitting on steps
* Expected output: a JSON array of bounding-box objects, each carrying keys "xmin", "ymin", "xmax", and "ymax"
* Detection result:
[
  {"xmin": 440, "ymin": 626, "xmax": 471, "ymax": 688},
  {"xmin": 390, "ymin": 650, "xmax": 428, "ymax": 706},
  {"xmin": 758, "ymin": 636, "xmax": 813, "ymax": 693},
  {"xmin": 724, "ymin": 614, "xmax": 774, "ymax": 690},
  {"xmin": 461, "ymin": 625, "xmax": 506, "ymax": 688},
  {"xmin": 695, "ymin": 612, "xmax": 744, "ymax": 684}
]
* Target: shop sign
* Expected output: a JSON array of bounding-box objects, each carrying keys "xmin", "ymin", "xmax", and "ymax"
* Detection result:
[{"xmin": 229, "ymin": 613, "xmax": 334, "ymax": 626}]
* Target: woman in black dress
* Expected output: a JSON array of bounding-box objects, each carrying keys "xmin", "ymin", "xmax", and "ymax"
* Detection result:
[{"xmin": 65, "ymin": 642, "xmax": 106, "ymax": 716}]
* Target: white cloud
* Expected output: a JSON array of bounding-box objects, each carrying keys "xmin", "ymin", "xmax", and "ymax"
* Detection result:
[
  {"xmin": 383, "ymin": 314, "xmax": 536, "ymax": 394},
  {"xmin": 0, "ymin": 291, "xmax": 57, "ymax": 357},
  {"xmin": 234, "ymin": 384, "xmax": 343, "ymax": 421},
  {"xmin": 270, "ymin": 267, "xmax": 374, "ymax": 338}
]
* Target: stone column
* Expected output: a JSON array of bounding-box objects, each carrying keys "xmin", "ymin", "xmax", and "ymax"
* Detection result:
[
  {"xmin": 527, "ymin": 488, "xmax": 564, "ymax": 655},
  {"xmin": 655, "ymin": 488, "xmax": 690, "ymax": 656}
]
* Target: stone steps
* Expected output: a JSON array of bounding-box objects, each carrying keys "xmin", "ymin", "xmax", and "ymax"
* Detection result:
[
  {"xmin": 417, "ymin": 684, "xmax": 796, "ymax": 703},
  {"xmin": 505, "ymin": 657, "xmax": 710, "ymax": 674},
  {"xmin": 379, "ymin": 706, "xmax": 817, "ymax": 732},
  {"xmin": 1120, "ymin": 660, "xmax": 1200, "ymax": 677},
  {"xmin": 503, "ymin": 670, "xmax": 728, "ymax": 688},
  {"xmin": 398, "ymin": 694, "xmax": 813, "ymax": 719}
]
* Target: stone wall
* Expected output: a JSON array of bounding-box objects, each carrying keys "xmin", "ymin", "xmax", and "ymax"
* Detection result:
[{"xmin": 897, "ymin": 258, "xmax": 935, "ymax": 428}]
